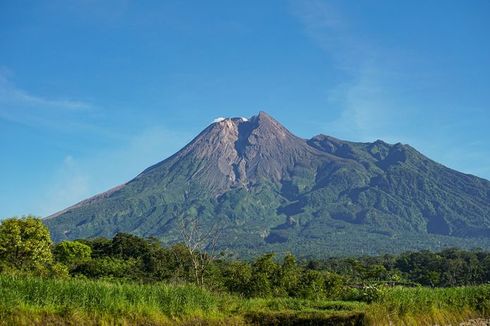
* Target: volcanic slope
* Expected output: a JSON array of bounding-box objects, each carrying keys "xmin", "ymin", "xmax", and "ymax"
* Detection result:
[{"xmin": 45, "ymin": 112, "xmax": 490, "ymax": 257}]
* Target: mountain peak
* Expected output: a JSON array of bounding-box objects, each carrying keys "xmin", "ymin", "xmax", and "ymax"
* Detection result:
[
  {"xmin": 247, "ymin": 111, "xmax": 293, "ymax": 140},
  {"xmin": 206, "ymin": 112, "xmax": 290, "ymax": 142},
  {"xmin": 137, "ymin": 112, "xmax": 321, "ymax": 193},
  {"xmin": 210, "ymin": 111, "xmax": 278, "ymax": 127},
  {"xmin": 45, "ymin": 112, "xmax": 490, "ymax": 257},
  {"xmin": 256, "ymin": 110, "xmax": 273, "ymax": 120},
  {"xmin": 253, "ymin": 111, "xmax": 281, "ymax": 126}
]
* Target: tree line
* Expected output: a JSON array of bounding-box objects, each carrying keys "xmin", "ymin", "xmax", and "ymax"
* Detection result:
[{"xmin": 1, "ymin": 216, "xmax": 489, "ymax": 301}]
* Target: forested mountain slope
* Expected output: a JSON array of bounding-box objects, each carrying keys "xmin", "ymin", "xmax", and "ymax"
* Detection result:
[{"xmin": 45, "ymin": 112, "xmax": 490, "ymax": 257}]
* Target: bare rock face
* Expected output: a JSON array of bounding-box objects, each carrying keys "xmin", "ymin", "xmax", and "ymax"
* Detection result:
[
  {"xmin": 45, "ymin": 111, "xmax": 490, "ymax": 257},
  {"xmin": 136, "ymin": 111, "xmax": 330, "ymax": 194}
]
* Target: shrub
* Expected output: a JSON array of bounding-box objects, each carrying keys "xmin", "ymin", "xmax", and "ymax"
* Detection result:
[{"xmin": 0, "ymin": 216, "xmax": 54, "ymax": 273}]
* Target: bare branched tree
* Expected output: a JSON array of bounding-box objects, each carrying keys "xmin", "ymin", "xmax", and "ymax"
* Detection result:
[{"xmin": 178, "ymin": 215, "xmax": 225, "ymax": 287}]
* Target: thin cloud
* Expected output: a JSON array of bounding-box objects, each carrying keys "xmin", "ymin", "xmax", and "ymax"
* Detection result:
[
  {"xmin": 324, "ymin": 62, "xmax": 407, "ymax": 142},
  {"xmin": 290, "ymin": 0, "xmax": 390, "ymax": 137},
  {"xmin": 291, "ymin": 0, "xmax": 344, "ymax": 31},
  {"xmin": 290, "ymin": 1, "xmax": 490, "ymax": 180},
  {"xmin": 0, "ymin": 73, "xmax": 92, "ymax": 112},
  {"xmin": 40, "ymin": 155, "xmax": 92, "ymax": 217},
  {"xmin": 291, "ymin": 0, "xmax": 418, "ymax": 142},
  {"xmin": 0, "ymin": 71, "xmax": 125, "ymax": 139},
  {"xmin": 290, "ymin": 0, "xmax": 370, "ymax": 72}
]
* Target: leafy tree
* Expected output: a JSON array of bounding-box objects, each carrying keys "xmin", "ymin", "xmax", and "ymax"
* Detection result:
[
  {"xmin": 277, "ymin": 253, "xmax": 300, "ymax": 296},
  {"xmin": 249, "ymin": 253, "xmax": 279, "ymax": 297},
  {"xmin": 78, "ymin": 237, "xmax": 112, "ymax": 258},
  {"xmin": 323, "ymin": 272, "xmax": 345, "ymax": 299},
  {"xmin": 110, "ymin": 233, "xmax": 153, "ymax": 259},
  {"xmin": 0, "ymin": 216, "xmax": 54, "ymax": 272},
  {"xmin": 141, "ymin": 244, "xmax": 187, "ymax": 282},
  {"xmin": 53, "ymin": 241, "xmax": 92, "ymax": 266},
  {"xmin": 296, "ymin": 270, "xmax": 325, "ymax": 299},
  {"xmin": 223, "ymin": 261, "xmax": 252, "ymax": 295},
  {"xmin": 364, "ymin": 264, "xmax": 388, "ymax": 281},
  {"xmin": 72, "ymin": 257, "xmax": 140, "ymax": 279}
]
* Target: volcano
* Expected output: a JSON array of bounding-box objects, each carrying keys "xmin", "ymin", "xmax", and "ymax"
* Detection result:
[{"xmin": 45, "ymin": 112, "xmax": 490, "ymax": 257}]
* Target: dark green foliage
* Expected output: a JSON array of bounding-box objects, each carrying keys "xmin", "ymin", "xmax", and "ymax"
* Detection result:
[
  {"xmin": 394, "ymin": 248, "xmax": 488, "ymax": 287},
  {"xmin": 249, "ymin": 253, "xmax": 281, "ymax": 297},
  {"xmin": 222, "ymin": 260, "xmax": 253, "ymax": 294},
  {"xmin": 110, "ymin": 233, "xmax": 154, "ymax": 259},
  {"xmin": 1, "ymin": 223, "xmax": 485, "ymax": 297},
  {"xmin": 53, "ymin": 240, "xmax": 91, "ymax": 266},
  {"xmin": 78, "ymin": 237, "xmax": 112, "ymax": 258},
  {"xmin": 56, "ymin": 234, "xmax": 352, "ymax": 300},
  {"xmin": 308, "ymin": 247, "xmax": 490, "ymax": 288},
  {"xmin": 71, "ymin": 257, "xmax": 141, "ymax": 279},
  {"xmin": 47, "ymin": 233, "xmax": 490, "ymax": 297},
  {"xmin": 70, "ymin": 233, "xmax": 195, "ymax": 283},
  {"xmin": 141, "ymin": 243, "xmax": 184, "ymax": 282},
  {"xmin": 3, "ymin": 218, "xmax": 490, "ymax": 320}
]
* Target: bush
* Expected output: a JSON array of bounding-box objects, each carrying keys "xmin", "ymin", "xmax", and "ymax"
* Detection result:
[{"xmin": 0, "ymin": 216, "xmax": 54, "ymax": 274}]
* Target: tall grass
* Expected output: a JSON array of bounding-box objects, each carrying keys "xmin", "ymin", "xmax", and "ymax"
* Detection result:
[
  {"xmin": 1, "ymin": 274, "xmax": 489, "ymax": 325},
  {"xmin": 0, "ymin": 274, "xmax": 232, "ymax": 324},
  {"xmin": 367, "ymin": 285, "xmax": 490, "ymax": 325},
  {"xmin": 0, "ymin": 274, "xmax": 365, "ymax": 325}
]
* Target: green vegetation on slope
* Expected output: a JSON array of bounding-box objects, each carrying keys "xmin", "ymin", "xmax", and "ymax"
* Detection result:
[{"xmin": 44, "ymin": 114, "xmax": 490, "ymax": 257}]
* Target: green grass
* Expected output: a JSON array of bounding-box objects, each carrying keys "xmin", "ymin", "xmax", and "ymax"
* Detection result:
[
  {"xmin": 367, "ymin": 285, "xmax": 490, "ymax": 325},
  {"xmin": 0, "ymin": 274, "xmax": 489, "ymax": 325},
  {"xmin": 0, "ymin": 275, "xmax": 231, "ymax": 325},
  {"xmin": 0, "ymin": 275, "xmax": 362, "ymax": 325}
]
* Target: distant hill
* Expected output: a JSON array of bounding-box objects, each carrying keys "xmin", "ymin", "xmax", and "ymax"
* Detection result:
[{"xmin": 45, "ymin": 112, "xmax": 490, "ymax": 257}]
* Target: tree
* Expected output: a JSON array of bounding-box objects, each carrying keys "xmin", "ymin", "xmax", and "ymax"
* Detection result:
[
  {"xmin": 110, "ymin": 233, "xmax": 153, "ymax": 259},
  {"xmin": 223, "ymin": 261, "xmax": 252, "ymax": 295},
  {"xmin": 178, "ymin": 216, "xmax": 224, "ymax": 287},
  {"xmin": 78, "ymin": 237, "xmax": 112, "ymax": 258},
  {"xmin": 53, "ymin": 241, "xmax": 92, "ymax": 267},
  {"xmin": 323, "ymin": 272, "xmax": 345, "ymax": 299},
  {"xmin": 277, "ymin": 253, "xmax": 300, "ymax": 296},
  {"xmin": 0, "ymin": 216, "xmax": 54, "ymax": 272},
  {"xmin": 295, "ymin": 269, "xmax": 326, "ymax": 299},
  {"xmin": 142, "ymin": 244, "xmax": 183, "ymax": 282},
  {"xmin": 71, "ymin": 257, "xmax": 139, "ymax": 279},
  {"xmin": 249, "ymin": 253, "xmax": 279, "ymax": 297}
]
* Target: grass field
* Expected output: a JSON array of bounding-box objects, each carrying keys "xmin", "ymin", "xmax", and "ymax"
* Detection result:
[
  {"xmin": 0, "ymin": 274, "xmax": 488, "ymax": 325},
  {"xmin": 367, "ymin": 285, "xmax": 490, "ymax": 325}
]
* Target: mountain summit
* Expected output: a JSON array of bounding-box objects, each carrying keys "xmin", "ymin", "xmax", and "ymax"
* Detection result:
[
  {"xmin": 45, "ymin": 112, "xmax": 490, "ymax": 257},
  {"xmin": 137, "ymin": 111, "xmax": 329, "ymax": 193}
]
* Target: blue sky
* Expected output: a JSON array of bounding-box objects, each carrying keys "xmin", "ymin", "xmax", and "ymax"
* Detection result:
[{"xmin": 1, "ymin": 0, "xmax": 489, "ymax": 218}]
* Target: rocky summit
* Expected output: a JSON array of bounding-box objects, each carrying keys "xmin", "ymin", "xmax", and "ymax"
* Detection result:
[{"xmin": 45, "ymin": 112, "xmax": 490, "ymax": 257}]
